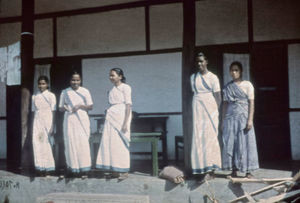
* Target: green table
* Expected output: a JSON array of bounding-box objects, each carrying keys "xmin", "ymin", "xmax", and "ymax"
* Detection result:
[
  {"xmin": 90, "ymin": 132, "xmax": 161, "ymax": 176},
  {"xmin": 131, "ymin": 132, "xmax": 161, "ymax": 176}
]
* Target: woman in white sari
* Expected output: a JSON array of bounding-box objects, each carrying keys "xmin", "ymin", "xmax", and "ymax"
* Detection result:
[
  {"xmin": 59, "ymin": 72, "xmax": 93, "ymax": 178},
  {"xmin": 32, "ymin": 76, "xmax": 56, "ymax": 176},
  {"xmin": 96, "ymin": 68, "xmax": 132, "ymax": 180},
  {"xmin": 190, "ymin": 52, "xmax": 222, "ymax": 179}
]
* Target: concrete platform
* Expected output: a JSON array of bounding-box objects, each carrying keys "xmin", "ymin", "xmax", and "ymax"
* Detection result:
[{"xmin": 0, "ymin": 169, "xmax": 295, "ymax": 203}]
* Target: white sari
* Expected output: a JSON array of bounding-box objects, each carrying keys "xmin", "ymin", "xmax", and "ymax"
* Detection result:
[
  {"xmin": 59, "ymin": 87, "xmax": 93, "ymax": 172},
  {"xmin": 32, "ymin": 90, "xmax": 56, "ymax": 171},
  {"xmin": 96, "ymin": 83, "xmax": 132, "ymax": 172},
  {"xmin": 190, "ymin": 71, "xmax": 222, "ymax": 174}
]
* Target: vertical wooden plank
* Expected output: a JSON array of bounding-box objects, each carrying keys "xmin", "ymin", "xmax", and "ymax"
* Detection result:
[
  {"xmin": 247, "ymin": 0, "xmax": 253, "ymax": 46},
  {"xmin": 53, "ymin": 17, "xmax": 57, "ymax": 58},
  {"xmin": 20, "ymin": 0, "xmax": 35, "ymax": 170},
  {"xmin": 182, "ymin": 0, "xmax": 195, "ymax": 173},
  {"xmin": 145, "ymin": 5, "xmax": 150, "ymax": 51},
  {"xmin": 6, "ymin": 86, "xmax": 21, "ymax": 170}
]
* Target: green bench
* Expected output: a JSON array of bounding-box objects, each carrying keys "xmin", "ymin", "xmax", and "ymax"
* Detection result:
[
  {"xmin": 130, "ymin": 132, "xmax": 161, "ymax": 176},
  {"xmin": 90, "ymin": 132, "xmax": 161, "ymax": 176}
]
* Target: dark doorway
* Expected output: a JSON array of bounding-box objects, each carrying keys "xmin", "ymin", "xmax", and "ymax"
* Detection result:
[{"xmin": 251, "ymin": 44, "xmax": 291, "ymax": 163}]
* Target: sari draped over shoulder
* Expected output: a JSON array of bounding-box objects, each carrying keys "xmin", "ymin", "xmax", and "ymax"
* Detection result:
[
  {"xmin": 59, "ymin": 87, "xmax": 93, "ymax": 173},
  {"xmin": 32, "ymin": 90, "xmax": 56, "ymax": 171},
  {"xmin": 96, "ymin": 83, "xmax": 132, "ymax": 172},
  {"xmin": 190, "ymin": 72, "xmax": 221, "ymax": 174},
  {"xmin": 222, "ymin": 81, "xmax": 259, "ymax": 172}
]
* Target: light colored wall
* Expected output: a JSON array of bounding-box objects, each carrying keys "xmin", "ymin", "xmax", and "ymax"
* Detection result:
[
  {"xmin": 253, "ymin": 0, "xmax": 300, "ymax": 41},
  {"xmin": 34, "ymin": 19, "xmax": 53, "ymax": 58},
  {"xmin": 149, "ymin": 3, "xmax": 183, "ymax": 50},
  {"xmin": 196, "ymin": 0, "xmax": 248, "ymax": 46},
  {"xmin": 290, "ymin": 112, "xmax": 300, "ymax": 160},
  {"xmin": 288, "ymin": 43, "xmax": 300, "ymax": 160},
  {"xmin": 57, "ymin": 8, "xmax": 145, "ymax": 56},
  {"xmin": 35, "ymin": 0, "xmax": 143, "ymax": 14},
  {"xmin": 288, "ymin": 44, "xmax": 300, "ymax": 109},
  {"xmin": 0, "ymin": 23, "xmax": 21, "ymax": 47},
  {"xmin": 0, "ymin": 0, "xmax": 21, "ymax": 17},
  {"xmin": 0, "ymin": 120, "xmax": 6, "ymax": 159},
  {"xmin": 0, "ymin": 82, "xmax": 5, "ymax": 158},
  {"xmin": 82, "ymin": 53, "xmax": 182, "ymax": 115},
  {"xmin": 0, "ymin": 82, "xmax": 6, "ymax": 117}
]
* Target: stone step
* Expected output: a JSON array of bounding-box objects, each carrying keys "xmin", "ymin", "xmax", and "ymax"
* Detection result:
[{"xmin": 36, "ymin": 193, "xmax": 150, "ymax": 203}]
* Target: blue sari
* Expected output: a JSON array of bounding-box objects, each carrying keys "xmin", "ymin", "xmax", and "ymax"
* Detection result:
[{"xmin": 222, "ymin": 81, "xmax": 259, "ymax": 172}]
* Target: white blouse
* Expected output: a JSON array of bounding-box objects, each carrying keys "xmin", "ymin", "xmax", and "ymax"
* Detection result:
[
  {"xmin": 190, "ymin": 71, "xmax": 221, "ymax": 93},
  {"xmin": 32, "ymin": 90, "xmax": 56, "ymax": 112},
  {"xmin": 237, "ymin": 80, "xmax": 255, "ymax": 100},
  {"xmin": 109, "ymin": 83, "xmax": 132, "ymax": 105}
]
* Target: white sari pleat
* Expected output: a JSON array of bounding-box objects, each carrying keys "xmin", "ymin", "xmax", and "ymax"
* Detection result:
[
  {"xmin": 32, "ymin": 90, "xmax": 55, "ymax": 171},
  {"xmin": 60, "ymin": 87, "xmax": 92, "ymax": 172},
  {"xmin": 190, "ymin": 72, "xmax": 221, "ymax": 174},
  {"xmin": 96, "ymin": 84, "xmax": 132, "ymax": 172}
]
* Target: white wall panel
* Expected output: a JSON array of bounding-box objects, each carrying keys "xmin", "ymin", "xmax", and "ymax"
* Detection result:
[
  {"xmin": 0, "ymin": 82, "xmax": 5, "ymax": 117},
  {"xmin": 35, "ymin": 0, "xmax": 143, "ymax": 14},
  {"xmin": 150, "ymin": 3, "xmax": 183, "ymax": 50},
  {"xmin": 34, "ymin": 19, "xmax": 53, "ymax": 58},
  {"xmin": 253, "ymin": 0, "xmax": 300, "ymax": 41},
  {"xmin": 288, "ymin": 44, "xmax": 300, "ymax": 108},
  {"xmin": 0, "ymin": 0, "xmax": 21, "ymax": 17},
  {"xmin": 196, "ymin": 0, "xmax": 248, "ymax": 46},
  {"xmin": 57, "ymin": 8, "xmax": 145, "ymax": 56},
  {"xmin": 82, "ymin": 52, "xmax": 182, "ymax": 115},
  {"xmin": 0, "ymin": 23, "xmax": 21, "ymax": 47},
  {"xmin": 290, "ymin": 112, "xmax": 300, "ymax": 160},
  {"xmin": 0, "ymin": 120, "xmax": 6, "ymax": 159}
]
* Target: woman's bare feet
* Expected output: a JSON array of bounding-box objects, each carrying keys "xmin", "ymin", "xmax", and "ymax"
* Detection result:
[
  {"xmin": 204, "ymin": 172, "xmax": 215, "ymax": 181},
  {"xmin": 245, "ymin": 172, "xmax": 254, "ymax": 179},
  {"xmin": 174, "ymin": 175, "xmax": 185, "ymax": 184},
  {"xmin": 118, "ymin": 172, "xmax": 129, "ymax": 180},
  {"xmin": 227, "ymin": 170, "xmax": 238, "ymax": 179}
]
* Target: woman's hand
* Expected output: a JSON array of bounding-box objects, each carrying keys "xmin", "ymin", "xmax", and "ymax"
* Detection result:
[
  {"xmin": 72, "ymin": 104, "xmax": 82, "ymax": 112},
  {"xmin": 220, "ymin": 119, "xmax": 224, "ymax": 132},
  {"xmin": 245, "ymin": 120, "xmax": 253, "ymax": 132},
  {"xmin": 121, "ymin": 125, "xmax": 128, "ymax": 134},
  {"xmin": 49, "ymin": 126, "xmax": 54, "ymax": 134}
]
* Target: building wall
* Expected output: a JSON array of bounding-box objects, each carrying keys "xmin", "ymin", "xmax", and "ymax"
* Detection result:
[
  {"xmin": 1, "ymin": 0, "xmax": 300, "ymax": 160},
  {"xmin": 0, "ymin": 0, "xmax": 21, "ymax": 18},
  {"xmin": 57, "ymin": 8, "xmax": 146, "ymax": 56},
  {"xmin": 82, "ymin": 53, "xmax": 182, "ymax": 160},
  {"xmin": 288, "ymin": 44, "xmax": 300, "ymax": 160},
  {"xmin": 0, "ymin": 81, "xmax": 6, "ymax": 159},
  {"xmin": 196, "ymin": 0, "xmax": 248, "ymax": 45},
  {"xmin": 0, "ymin": 23, "xmax": 21, "ymax": 47},
  {"xmin": 149, "ymin": 3, "xmax": 183, "ymax": 50},
  {"xmin": 34, "ymin": 19, "xmax": 53, "ymax": 58},
  {"xmin": 253, "ymin": 0, "xmax": 300, "ymax": 41},
  {"xmin": 35, "ymin": 0, "xmax": 143, "ymax": 14}
]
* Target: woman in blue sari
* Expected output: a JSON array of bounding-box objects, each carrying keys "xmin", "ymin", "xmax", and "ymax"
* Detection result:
[{"xmin": 221, "ymin": 61, "xmax": 259, "ymax": 178}]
